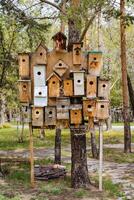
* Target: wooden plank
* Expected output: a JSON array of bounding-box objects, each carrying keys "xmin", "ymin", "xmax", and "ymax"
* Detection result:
[
  {"xmin": 19, "ymin": 54, "xmax": 29, "ymax": 79},
  {"xmin": 63, "ymin": 80, "xmax": 73, "ymax": 96},
  {"xmin": 86, "ymin": 75, "xmax": 97, "ymax": 98}
]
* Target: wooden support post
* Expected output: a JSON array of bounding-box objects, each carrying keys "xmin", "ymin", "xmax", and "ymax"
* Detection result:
[
  {"xmin": 99, "ymin": 121, "xmax": 103, "ymax": 191},
  {"xmin": 54, "ymin": 128, "xmax": 61, "ymax": 165},
  {"xmin": 29, "ymin": 123, "xmax": 35, "ymax": 187}
]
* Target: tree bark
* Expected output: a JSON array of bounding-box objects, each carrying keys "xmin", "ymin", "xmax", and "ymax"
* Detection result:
[
  {"xmin": 127, "ymin": 74, "xmax": 134, "ymax": 118},
  {"xmin": 0, "ymin": 92, "xmax": 6, "ymax": 125},
  {"xmin": 70, "ymin": 126, "xmax": 90, "ymax": 188},
  {"xmin": 120, "ymin": 0, "xmax": 131, "ymax": 153},
  {"xmin": 54, "ymin": 128, "xmax": 61, "ymax": 165}
]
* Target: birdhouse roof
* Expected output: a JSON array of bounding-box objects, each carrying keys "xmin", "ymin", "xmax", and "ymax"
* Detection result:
[
  {"xmin": 52, "ymin": 32, "xmax": 67, "ymax": 40},
  {"xmin": 88, "ymin": 50, "xmax": 103, "ymax": 54},
  {"xmin": 46, "ymin": 72, "xmax": 62, "ymax": 82},
  {"xmin": 35, "ymin": 42, "xmax": 48, "ymax": 52}
]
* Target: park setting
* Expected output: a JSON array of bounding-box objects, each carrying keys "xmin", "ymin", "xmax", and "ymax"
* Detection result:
[{"xmin": 0, "ymin": 0, "xmax": 134, "ymax": 200}]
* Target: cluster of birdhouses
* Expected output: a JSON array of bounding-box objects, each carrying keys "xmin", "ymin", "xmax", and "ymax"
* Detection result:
[{"xmin": 18, "ymin": 32, "xmax": 110, "ymax": 128}]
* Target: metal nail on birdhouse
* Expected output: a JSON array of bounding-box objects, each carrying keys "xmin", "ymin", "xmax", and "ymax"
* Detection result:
[
  {"xmin": 86, "ymin": 75, "xmax": 97, "ymax": 98},
  {"xmin": 45, "ymin": 106, "xmax": 56, "ymax": 126},
  {"xmin": 34, "ymin": 65, "xmax": 46, "ymax": 86},
  {"xmin": 70, "ymin": 104, "xmax": 82, "ymax": 124},
  {"xmin": 88, "ymin": 51, "xmax": 103, "ymax": 76},
  {"xmin": 98, "ymin": 79, "xmax": 110, "ymax": 99},
  {"xmin": 47, "ymin": 72, "xmax": 61, "ymax": 98},
  {"xmin": 34, "ymin": 86, "xmax": 47, "ymax": 107},
  {"xmin": 96, "ymin": 100, "xmax": 109, "ymax": 120},
  {"xmin": 57, "ymin": 97, "xmax": 70, "ymax": 120},
  {"xmin": 18, "ymin": 53, "xmax": 30, "ymax": 79},
  {"xmin": 63, "ymin": 79, "xmax": 73, "ymax": 97},
  {"xmin": 32, "ymin": 107, "xmax": 44, "ymax": 127},
  {"xmin": 83, "ymin": 99, "xmax": 96, "ymax": 118},
  {"xmin": 18, "ymin": 80, "xmax": 31, "ymax": 103},
  {"xmin": 74, "ymin": 71, "xmax": 85, "ymax": 96},
  {"xmin": 73, "ymin": 43, "xmax": 82, "ymax": 65}
]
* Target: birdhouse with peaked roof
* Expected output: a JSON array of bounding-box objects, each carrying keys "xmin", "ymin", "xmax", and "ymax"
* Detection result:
[
  {"xmin": 73, "ymin": 43, "xmax": 82, "ymax": 65},
  {"xmin": 52, "ymin": 32, "xmax": 67, "ymax": 51},
  {"xmin": 46, "ymin": 72, "xmax": 61, "ymax": 97},
  {"xmin": 34, "ymin": 42, "xmax": 48, "ymax": 64}
]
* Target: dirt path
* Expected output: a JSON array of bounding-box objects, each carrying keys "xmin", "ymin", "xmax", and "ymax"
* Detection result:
[{"xmin": 0, "ymin": 145, "xmax": 134, "ymax": 199}]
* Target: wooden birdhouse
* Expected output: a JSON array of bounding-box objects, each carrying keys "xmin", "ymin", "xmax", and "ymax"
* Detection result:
[
  {"xmin": 45, "ymin": 106, "xmax": 56, "ymax": 126},
  {"xmin": 18, "ymin": 80, "xmax": 31, "ymax": 103},
  {"xmin": 86, "ymin": 75, "xmax": 97, "ymax": 98},
  {"xmin": 88, "ymin": 51, "xmax": 103, "ymax": 76},
  {"xmin": 98, "ymin": 79, "xmax": 110, "ymax": 99},
  {"xmin": 83, "ymin": 99, "xmax": 96, "ymax": 118},
  {"xmin": 74, "ymin": 71, "xmax": 85, "ymax": 96},
  {"xmin": 32, "ymin": 107, "xmax": 44, "ymax": 127},
  {"xmin": 63, "ymin": 79, "xmax": 73, "ymax": 97},
  {"xmin": 18, "ymin": 53, "xmax": 30, "ymax": 79},
  {"xmin": 21, "ymin": 106, "xmax": 31, "ymax": 123},
  {"xmin": 47, "ymin": 72, "xmax": 61, "ymax": 98},
  {"xmin": 57, "ymin": 97, "xmax": 70, "ymax": 120},
  {"xmin": 70, "ymin": 104, "xmax": 82, "ymax": 124},
  {"xmin": 34, "ymin": 86, "xmax": 47, "ymax": 107},
  {"xmin": 52, "ymin": 32, "xmax": 67, "ymax": 51},
  {"xmin": 34, "ymin": 65, "xmax": 46, "ymax": 86},
  {"xmin": 96, "ymin": 100, "xmax": 109, "ymax": 120},
  {"xmin": 34, "ymin": 43, "xmax": 47, "ymax": 64},
  {"xmin": 53, "ymin": 60, "xmax": 68, "ymax": 77},
  {"xmin": 73, "ymin": 43, "xmax": 82, "ymax": 65}
]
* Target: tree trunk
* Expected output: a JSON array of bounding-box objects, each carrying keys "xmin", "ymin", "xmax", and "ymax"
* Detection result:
[
  {"xmin": 54, "ymin": 128, "xmax": 61, "ymax": 165},
  {"xmin": 127, "ymin": 74, "xmax": 134, "ymax": 118},
  {"xmin": 120, "ymin": 0, "xmax": 131, "ymax": 153},
  {"xmin": 39, "ymin": 128, "xmax": 45, "ymax": 140},
  {"xmin": 70, "ymin": 126, "xmax": 90, "ymax": 188},
  {"xmin": 0, "ymin": 92, "xmax": 6, "ymax": 125}
]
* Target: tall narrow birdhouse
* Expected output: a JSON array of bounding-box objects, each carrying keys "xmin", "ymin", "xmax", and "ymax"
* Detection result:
[
  {"xmin": 52, "ymin": 32, "xmax": 67, "ymax": 51},
  {"xmin": 70, "ymin": 104, "xmax": 82, "ymax": 124},
  {"xmin": 32, "ymin": 107, "xmax": 44, "ymax": 127},
  {"xmin": 34, "ymin": 43, "xmax": 47, "ymax": 64},
  {"xmin": 63, "ymin": 79, "xmax": 73, "ymax": 97},
  {"xmin": 74, "ymin": 71, "xmax": 85, "ymax": 96},
  {"xmin": 88, "ymin": 51, "xmax": 103, "ymax": 76},
  {"xmin": 34, "ymin": 65, "xmax": 46, "ymax": 86},
  {"xmin": 46, "ymin": 72, "xmax": 61, "ymax": 97},
  {"xmin": 53, "ymin": 60, "xmax": 68, "ymax": 77},
  {"xmin": 86, "ymin": 75, "xmax": 97, "ymax": 98},
  {"xmin": 21, "ymin": 106, "xmax": 31, "ymax": 123},
  {"xmin": 57, "ymin": 97, "xmax": 70, "ymax": 120},
  {"xmin": 18, "ymin": 80, "xmax": 31, "ymax": 103},
  {"xmin": 73, "ymin": 43, "xmax": 82, "ymax": 65},
  {"xmin": 45, "ymin": 106, "xmax": 56, "ymax": 126},
  {"xmin": 34, "ymin": 86, "xmax": 47, "ymax": 107},
  {"xmin": 83, "ymin": 99, "xmax": 96, "ymax": 118},
  {"xmin": 98, "ymin": 79, "xmax": 110, "ymax": 99},
  {"xmin": 96, "ymin": 100, "xmax": 109, "ymax": 120},
  {"xmin": 18, "ymin": 53, "xmax": 30, "ymax": 79}
]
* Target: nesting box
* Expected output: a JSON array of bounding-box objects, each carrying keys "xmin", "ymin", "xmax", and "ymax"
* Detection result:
[
  {"xmin": 18, "ymin": 80, "xmax": 31, "ymax": 103},
  {"xmin": 52, "ymin": 32, "xmax": 67, "ymax": 51},
  {"xmin": 70, "ymin": 104, "xmax": 82, "ymax": 124},
  {"xmin": 86, "ymin": 75, "xmax": 97, "ymax": 98},
  {"xmin": 98, "ymin": 79, "xmax": 110, "ymax": 99},
  {"xmin": 34, "ymin": 65, "xmax": 46, "ymax": 86},
  {"xmin": 32, "ymin": 107, "xmax": 44, "ymax": 127},
  {"xmin": 83, "ymin": 99, "xmax": 96, "ymax": 118},
  {"xmin": 34, "ymin": 86, "xmax": 47, "ymax": 107},
  {"xmin": 47, "ymin": 72, "xmax": 61, "ymax": 97},
  {"xmin": 74, "ymin": 71, "xmax": 85, "ymax": 96},
  {"xmin": 18, "ymin": 53, "xmax": 30, "ymax": 79},
  {"xmin": 88, "ymin": 51, "xmax": 103, "ymax": 76},
  {"xmin": 96, "ymin": 100, "xmax": 109, "ymax": 120},
  {"xmin": 34, "ymin": 43, "xmax": 47, "ymax": 64},
  {"xmin": 63, "ymin": 79, "xmax": 73, "ymax": 97},
  {"xmin": 45, "ymin": 106, "xmax": 56, "ymax": 126},
  {"xmin": 21, "ymin": 106, "xmax": 31, "ymax": 123},
  {"xmin": 53, "ymin": 60, "xmax": 68, "ymax": 77},
  {"xmin": 57, "ymin": 97, "xmax": 70, "ymax": 120},
  {"xmin": 73, "ymin": 43, "xmax": 82, "ymax": 65}
]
